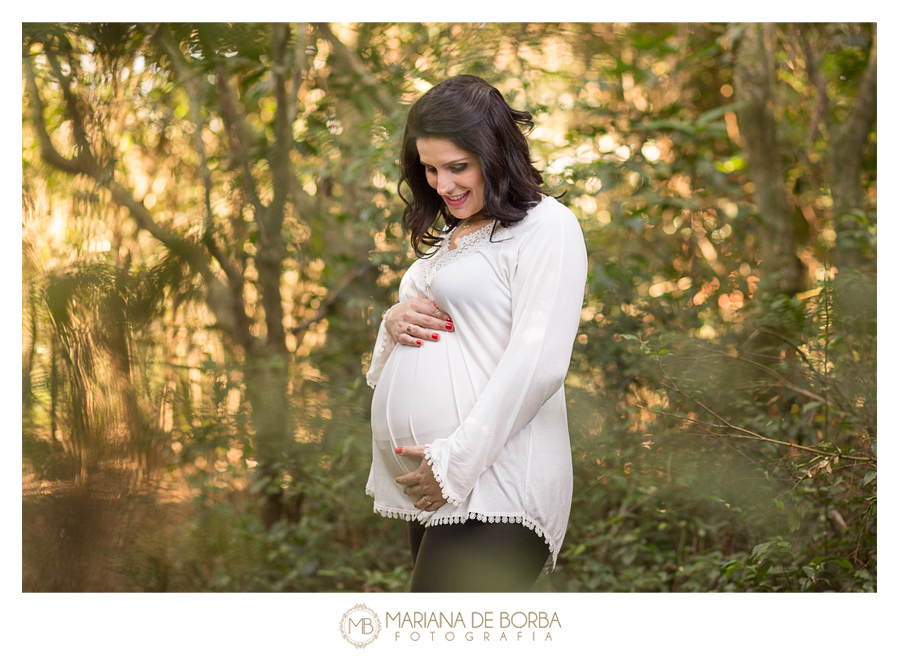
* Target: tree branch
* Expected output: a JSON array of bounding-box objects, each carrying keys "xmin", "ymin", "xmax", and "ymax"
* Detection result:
[
  {"xmin": 216, "ymin": 64, "xmax": 266, "ymax": 224},
  {"xmin": 705, "ymin": 350, "xmax": 827, "ymax": 404},
  {"xmin": 291, "ymin": 264, "xmax": 371, "ymax": 338},
  {"xmin": 287, "ymin": 22, "xmax": 308, "ymax": 130},
  {"xmin": 150, "ymin": 25, "xmax": 246, "ymax": 290},
  {"xmin": 268, "ymin": 23, "xmax": 292, "ymax": 231},
  {"xmin": 830, "ymin": 26, "xmax": 877, "ymax": 270},
  {"xmin": 734, "ymin": 22, "xmax": 801, "ymax": 295},
  {"xmin": 637, "ymin": 389, "xmax": 871, "ymax": 463},
  {"xmin": 43, "ymin": 49, "xmax": 97, "ymax": 172},
  {"xmin": 25, "ymin": 47, "xmax": 249, "ymax": 341},
  {"xmin": 797, "ymin": 24, "xmax": 833, "ymax": 153},
  {"xmin": 314, "ymin": 23, "xmax": 395, "ymax": 114},
  {"xmin": 840, "ymin": 27, "xmax": 877, "ymax": 154},
  {"xmin": 23, "ymin": 52, "xmax": 83, "ymax": 175}
]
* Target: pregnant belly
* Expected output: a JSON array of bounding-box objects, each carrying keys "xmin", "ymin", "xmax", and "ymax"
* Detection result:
[{"xmin": 371, "ymin": 341, "xmax": 475, "ymax": 479}]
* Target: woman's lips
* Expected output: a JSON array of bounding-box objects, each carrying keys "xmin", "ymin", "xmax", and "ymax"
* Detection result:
[{"xmin": 444, "ymin": 191, "xmax": 469, "ymax": 208}]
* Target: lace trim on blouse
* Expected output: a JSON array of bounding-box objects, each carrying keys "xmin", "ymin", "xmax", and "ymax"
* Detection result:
[
  {"xmin": 425, "ymin": 222, "xmax": 505, "ymax": 288},
  {"xmin": 365, "ymin": 318, "xmax": 393, "ymax": 389},
  {"xmin": 422, "ymin": 444, "xmax": 466, "ymax": 507}
]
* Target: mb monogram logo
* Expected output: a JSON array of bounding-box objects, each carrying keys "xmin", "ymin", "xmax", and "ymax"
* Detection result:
[{"xmin": 340, "ymin": 604, "xmax": 382, "ymax": 648}]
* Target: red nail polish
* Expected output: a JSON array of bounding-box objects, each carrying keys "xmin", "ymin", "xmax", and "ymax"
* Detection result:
[
  {"xmin": 416, "ymin": 340, "xmax": 422, "ymax": 345},
  {"xmin": 446, "ymin": 323, "xmax": 453, "ymax": 329},
  {"xmin": 432, "ymin": 333, "xmax": 439, "ymax": 340},
  {"xmin": 395, "ymin": 447, "xmax": 402, "ymax": 454},
  {"xmin": 446, "ymin": 316, "xmax": 452, "ymax": 322}
]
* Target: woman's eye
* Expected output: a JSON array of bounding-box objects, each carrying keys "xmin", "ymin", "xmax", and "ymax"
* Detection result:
[{"xmin": 450, "ymin": 165, "xmax": 467, "ymax": 173}]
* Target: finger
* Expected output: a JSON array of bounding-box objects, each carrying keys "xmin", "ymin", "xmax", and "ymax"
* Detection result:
[
  {"xmin": 385, "ymin": 303, "xmax": 426, "ymax": 345},
  {"xmin": 401, "ymin": 482, "xmax": 423, "ymax": 496},
  {"xmin": 396, "ymin": 332, "xmax": 424, "ymax": 348},
  {"xmin": 394, "ymin": 305, "xmax": 451, "ymax": 340},
  {"xmin": 390, "ymin": 312, "xmax": 424, "ymax": 346},
  {"xmin": 412, "ymin": 308, "xmax": 454, "ymax": 332},
  {"xmin": 404, "ymin": 320, "xmax": 444, "ymax": 342},
  {"xmin": 410, "ymin": 299, "xmax": 454, "ymax": 330},
  {"xmin": 419, "ymin": 496, "xmax": 444, "ymax": 511},
  {"xmin": 395, "ymin": 445, "xmax": 426, "ymax": 459},
  {"xmin": 395, "ymin": 471, "xmax": 423, "ymax": 487},
  {"xmin": 416, "ymin": 496, "xmax": 438, "ymax": 510}
]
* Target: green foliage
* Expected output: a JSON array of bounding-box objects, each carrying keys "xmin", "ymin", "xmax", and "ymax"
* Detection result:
[{"xmin": 558, "ymin": 279, "xmax": 875, "ymax": 592}]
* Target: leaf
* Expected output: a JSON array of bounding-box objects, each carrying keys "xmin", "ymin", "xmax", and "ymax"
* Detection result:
[
  {"xmin": 638, "ymin": 119, "xmax": 696, "ymax": 136},
  {"xmin": 750, "ymin": 541, "xmax": 772, "ymax": 559},
  {"xmin": 774, "ymin": 499, "xmax": 784, "ymax": 510},
  {"xmin": 862, "ymin": 471, "xmax": 876, "ymax": 487},
  {"xmin": 696, "ymin": 102, "xmax": 743, "ymax": 127}
]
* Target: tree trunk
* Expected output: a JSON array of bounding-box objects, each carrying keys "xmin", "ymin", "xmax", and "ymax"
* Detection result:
[
  {"xmin": 734, "ymin": 23, "xmax": 803, "ymax": 297},
  {"xmin": 830, "ymin": 29, "xmax": 877, "ymax": 273}
]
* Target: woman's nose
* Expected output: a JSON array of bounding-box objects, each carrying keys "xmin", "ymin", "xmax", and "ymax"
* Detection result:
[{"xmin": 436, "ymin": 172, "xmax": 454, "ymax": 195}]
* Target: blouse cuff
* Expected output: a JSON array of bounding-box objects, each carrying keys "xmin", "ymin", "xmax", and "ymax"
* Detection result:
[
  {"xmin": 365, "ymin": 317, "xmax": 395, "ymax": 389},
  {"xmin": 423, "ymin": 444, "xmax": 465, "ymax": 507}
]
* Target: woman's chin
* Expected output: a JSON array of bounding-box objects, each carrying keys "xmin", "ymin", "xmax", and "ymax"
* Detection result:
[{"xmin": 447, "ymin": 205, "xmax": 484, "ymax": 220}]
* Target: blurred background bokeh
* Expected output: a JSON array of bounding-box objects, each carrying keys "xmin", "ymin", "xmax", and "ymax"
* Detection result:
[{"xmin": 22, "ymin": 22, "xmax": 875, "ymax": 592}]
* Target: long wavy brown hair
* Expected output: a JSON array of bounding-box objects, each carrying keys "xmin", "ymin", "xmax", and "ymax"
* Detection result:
[{"xmin": 398, "ymin": 75, "xmax": 552, "ymax": 257}]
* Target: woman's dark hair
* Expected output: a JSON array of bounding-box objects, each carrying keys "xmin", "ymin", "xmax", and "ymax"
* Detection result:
[{"xmin": 398, "ymin": 75, "xmax": 548, "ymax": 256}]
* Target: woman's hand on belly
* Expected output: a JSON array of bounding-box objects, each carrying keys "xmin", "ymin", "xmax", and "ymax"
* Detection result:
[
  {"xmin": 395, "ymin": 445, "xmax": 446, "ymax": 511},
  {"xmin": 386, "ymin": 297, "xmax": 453, "ymax": 347}
]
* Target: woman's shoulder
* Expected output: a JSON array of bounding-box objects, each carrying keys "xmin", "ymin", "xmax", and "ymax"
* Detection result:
[{"xmin": 511, "ymin": 196, "xmax": 582, "ymax": 240}]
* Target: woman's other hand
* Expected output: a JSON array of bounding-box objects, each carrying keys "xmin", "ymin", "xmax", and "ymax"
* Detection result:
[
  {"xmin": 385, "ymin": 297, "xmax": 453, "ymax": 347},
  {"xmin": 395, "ymin": 445, "xmax": 446, "ymax": 511}
]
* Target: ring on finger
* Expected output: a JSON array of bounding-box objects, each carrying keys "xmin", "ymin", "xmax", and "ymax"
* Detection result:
[{"xmin": 407, "ymin": 324, "xmax": 414, "ymax": 335}]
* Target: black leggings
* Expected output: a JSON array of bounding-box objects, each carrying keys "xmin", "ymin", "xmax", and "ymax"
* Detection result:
[{"xmin": 407, "ymin": 519, "xmax": 550, "ymax": 592}]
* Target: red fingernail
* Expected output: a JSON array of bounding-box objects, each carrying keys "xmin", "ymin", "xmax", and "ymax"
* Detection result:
[
  {"xmin": 395, "ymin": 447, "xmax": 402, "ymax": 454},
  {"xmin": 432, "ymin": 333, "xmax": 439, "ymax": 340},
  {"xmin": 446, "ymin": 316, "xmax": 452, "ymax": 321},
  {"xmin": 416, "ymin": 340, "xmax": 422, "ymax": 345},
  {"xmin": 446, "ymin": 323, "xmax": 453, "ymax": 329}
]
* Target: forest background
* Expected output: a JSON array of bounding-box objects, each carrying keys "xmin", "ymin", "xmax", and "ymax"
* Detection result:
[{"xmin": 21, "ymin": 21, "xmax": 876, "ymax": 593}]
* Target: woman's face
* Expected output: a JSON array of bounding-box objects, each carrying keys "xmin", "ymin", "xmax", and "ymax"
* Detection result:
[{"xmin": 416, "ymin": 138, "xmax": 486, "ymax": 220}]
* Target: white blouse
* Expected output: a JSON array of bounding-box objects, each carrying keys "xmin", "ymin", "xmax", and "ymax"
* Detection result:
[{"xmin": 365, "ymin": 196, "xmax": 587, "ymax": 570}]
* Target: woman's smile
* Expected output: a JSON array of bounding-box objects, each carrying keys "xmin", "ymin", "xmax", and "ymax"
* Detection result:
[{"xmin": 444, "ymin": 191, "xmax": 470, "ymax": 207}]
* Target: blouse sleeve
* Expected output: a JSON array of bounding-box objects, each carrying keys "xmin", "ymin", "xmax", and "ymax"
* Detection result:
[
  {"xmin": 365, "ymin": 316, "xmax": 395, "ymax": 389},
  {"xmin": 424, "ymin": 204, "xmax": 588, "ymax": 506},
  {"xmin": 365, "ymin": 260, "xmax": 424, "ymax": 389}
]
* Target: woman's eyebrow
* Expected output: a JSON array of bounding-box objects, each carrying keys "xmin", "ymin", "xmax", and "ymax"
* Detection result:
[{"xmin": 421, "ymin": 157, "xmax": 469, "ymax": 167}]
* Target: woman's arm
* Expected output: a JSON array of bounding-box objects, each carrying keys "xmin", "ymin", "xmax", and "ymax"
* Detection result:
[
  {"xmin": 365, "ymin": 295, "xmax": 453, "ymax": 389},
  {"xmin": 419, "ymin": 205, "xmax": 587, "ymax": 506}
]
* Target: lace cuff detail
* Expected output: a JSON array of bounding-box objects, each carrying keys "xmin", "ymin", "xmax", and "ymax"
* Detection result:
[
  {"xmin": 365, "ymin": 317, "xmax": 394, "ymax": 389},
  {"xmin": 423, "ymin": 444, "xmax": 465, "ymax": 507}
]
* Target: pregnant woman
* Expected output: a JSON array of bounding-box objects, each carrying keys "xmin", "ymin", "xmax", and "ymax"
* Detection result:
[{"xmin": 365, "ymin": 75, "xmax": 587, "ymax": 592}]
